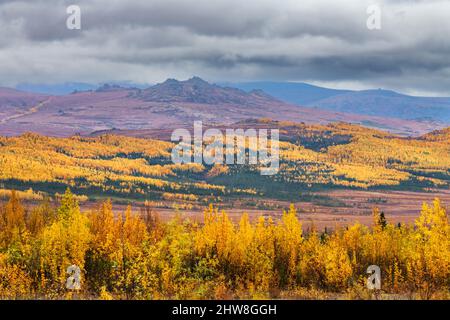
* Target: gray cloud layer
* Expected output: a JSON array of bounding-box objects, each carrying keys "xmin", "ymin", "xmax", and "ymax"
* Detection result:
[{"xmin": 0, "ymin": 0, "xmax": 449, "ymax": 96}]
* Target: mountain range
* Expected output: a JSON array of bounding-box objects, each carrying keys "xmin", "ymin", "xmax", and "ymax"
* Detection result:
[
  {"xmin": 0, "ymin": 77, "xmax": 447, "ymax": 137},
  {"xmin": 229, "ymin": 82, "xmax": 450, "ymax": 123}
]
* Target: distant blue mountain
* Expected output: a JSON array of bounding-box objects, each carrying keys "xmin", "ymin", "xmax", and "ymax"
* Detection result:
[
  {"xmin": 309, "ymin": 89, "xmax": 450, "ymax": 123},
  {"xmin": 224, "ymin": 81, "xmax": 351, "ymax": 105},
  {"xmin": 16, "ymin": 82, "xmax": 98, "ymax": 95},
  {"xmin": 16, "ymin": 81, "xmax": 150, "ymax": 95},
  {"xmin": 227, "ymin": 82, "xmax": 450, "ymax": 123},
  {"xmin": 14, "ymin": 80, "xmax": 450, "ymax": 124}
]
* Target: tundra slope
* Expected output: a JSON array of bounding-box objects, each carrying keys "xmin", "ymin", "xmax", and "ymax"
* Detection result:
[{"xmin": 0, "ymin": 78, "xmax": 442, "ymax": 136}]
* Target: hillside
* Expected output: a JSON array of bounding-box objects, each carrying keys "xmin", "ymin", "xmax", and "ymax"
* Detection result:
[
  {"xmin": 0, "ymin": 88, "xmax": 49, "ymax": 123},
  {"xmin": 0, "ymin": 78, "xmax": 443, "ymax": 137},
  {"xmin": 136, "ymin": 77, "xmax": 273, "ymax": 104},
  {"xmin": 0, "ymin": 87, "xmax": 48, "ymax": 107},
  {"xmin": 0, "ymin": 122, "xmax": 448, "ymax": 205},
  {"xmin": 421, "ymin": 127, "xmax": 450, "ymax": 142}
]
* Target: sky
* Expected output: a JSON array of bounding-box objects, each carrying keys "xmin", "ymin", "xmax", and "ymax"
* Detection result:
[{"xmin": 0, "ymin": 0, "xmax": 450, "ymax": 96}]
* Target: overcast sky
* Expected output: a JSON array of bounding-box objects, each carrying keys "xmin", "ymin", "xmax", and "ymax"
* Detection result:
[{"xmin": 0, "ymin": 0, "xmax": 449, "ymax": 96}]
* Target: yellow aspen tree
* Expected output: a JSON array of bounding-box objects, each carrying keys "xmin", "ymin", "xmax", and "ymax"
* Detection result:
[
  {"xmin": 86, "ymin": 199, "xmax": 118, "ymax": 292},
  {"xmin": 0, "ymin": 190, "xmax": 27, "ymax": 247},
  {"xmin": 408, "ymin": 199, "xmax": 449, "ymax": 299},
  {"xmin": 275, "ymin": 204, "xmax": 302, "ymax": 288},
  {"xmin": 113, "ymin": 205, "xmax": 148, "ymax": 298},
  {"xmin": 39, "ymin": 189, "xmax": 91, "ymax": 294}
]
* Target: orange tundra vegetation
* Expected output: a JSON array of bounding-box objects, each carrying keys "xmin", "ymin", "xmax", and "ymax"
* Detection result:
[{"xmin": 0, "ymin": 189, "xmax": 448, "ymax": 300}]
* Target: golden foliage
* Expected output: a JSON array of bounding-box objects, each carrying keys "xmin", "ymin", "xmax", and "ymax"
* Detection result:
[
  {"xmin": 1, "ymin": 125, "xmax": 449, "ymax": 199},
  {"xmin": 0, "ymin": 190, "xmax": 448, "ymax": 299}
]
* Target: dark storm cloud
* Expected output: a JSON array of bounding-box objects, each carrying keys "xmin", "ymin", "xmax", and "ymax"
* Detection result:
[{"xmin": 0, "ymin": 0, "xmax": 449, "ymax": 96}]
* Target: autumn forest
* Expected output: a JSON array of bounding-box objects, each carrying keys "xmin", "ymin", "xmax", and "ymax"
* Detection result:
[
  {"xmin": 0, "ymin": 190, "xmax": 449, "ymax": 299},
  {"xmin": 0, "ymin": 121, "xmax": 449, "ymax": 299}
]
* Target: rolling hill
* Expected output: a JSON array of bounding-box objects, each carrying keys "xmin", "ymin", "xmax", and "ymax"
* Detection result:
[
  {"xmin": 0, "ymin": 87, "xmax": 49, "ymax": 120},
  {"xmin": 0, "ymin": 121, "xmax": 448, "ymax": 204},
  {"xmin": 231, "ymin": 82, "xmax": 450, "ymax": 124},
  {"xmin": 0, "ymin": 77, "xmax": 443, "ymax": 137}
]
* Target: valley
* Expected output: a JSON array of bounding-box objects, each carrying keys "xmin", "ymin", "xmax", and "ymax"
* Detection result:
[
  {"xmin": 0, "ymin": 78, "xmax": 449, "ymax": 231},
  {"xmin": 0, "ymin": 76, "xmax": 449, "ymax": 300},
  {"xmin": 70, "ymin": 189, "xmax": 450, "ymax": 231}
]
